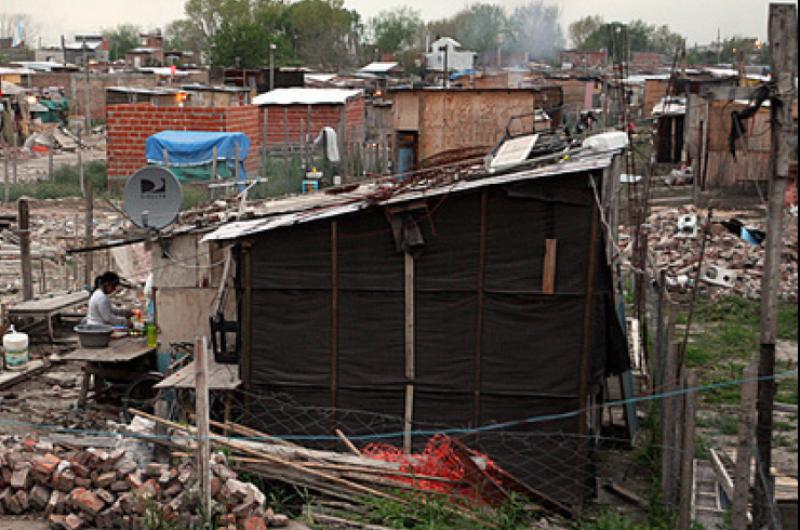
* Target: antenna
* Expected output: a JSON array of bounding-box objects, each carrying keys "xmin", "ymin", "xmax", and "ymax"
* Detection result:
[{"xmin": 123, "ymin": 166, "xmax": 183, "ymax": 230}]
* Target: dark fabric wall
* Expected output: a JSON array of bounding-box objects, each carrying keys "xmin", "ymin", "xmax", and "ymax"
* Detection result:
[{"xmin": 241, "ymin": 170, "xmax": 629, "ymax": 504}]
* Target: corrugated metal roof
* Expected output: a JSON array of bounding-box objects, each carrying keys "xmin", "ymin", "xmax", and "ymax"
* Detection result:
[
  {"xmin": 253, "ymin": 88, "xmax": 362, "ymax": 106},
  {"xmin": 202, "ymin": 155, "xmax": 614, "ymax": 243},
  {"xmin": 358, "ymin": 62, "xmax": 399, "ymax": 74}
]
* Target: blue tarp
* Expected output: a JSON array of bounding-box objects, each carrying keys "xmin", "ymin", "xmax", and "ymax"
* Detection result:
[
  {"xmin": 145, "ymin": 131, "xmax": 250, "ymax": 179},
  {"xmin": 450, "ymin": 68, "xmax": 479, "ymax": 81}
]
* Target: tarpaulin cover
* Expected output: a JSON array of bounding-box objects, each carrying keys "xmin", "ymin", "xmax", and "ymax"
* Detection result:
[
  {"xmin": 145, "ymin": 131, "xmax": 250, "ymax": 179},
  {"xmin": 239, "ymin": 170, "xmax": 630, "ymax": 505}
]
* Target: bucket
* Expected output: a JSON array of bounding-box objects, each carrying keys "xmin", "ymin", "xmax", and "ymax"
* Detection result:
[{"xmin": 3, "ymin": 326, "xmax": 29, "ymax": 371}]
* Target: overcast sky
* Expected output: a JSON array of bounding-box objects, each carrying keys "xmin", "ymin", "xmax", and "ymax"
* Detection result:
[{"xmin": 5, "ymin": 0, "xmax": 794, "ymax": 48}]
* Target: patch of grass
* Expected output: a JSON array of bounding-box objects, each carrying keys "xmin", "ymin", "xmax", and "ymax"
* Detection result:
[
  {"xmin": 704, "ymin": 413, "xmax": 739, "ymax": 436},
  {"xmin": 354, "ymin": 490, "xmax": 531, "ymax": 530},
  {"xmin": 778, "ymin": 303, "xmax": 799, "ymax": 341},
  {"xmin": 7, "ymin": 161, "xmax": 112, "ymax": 202}
]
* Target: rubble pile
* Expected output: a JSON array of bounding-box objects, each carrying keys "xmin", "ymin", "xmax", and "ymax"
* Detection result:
[
  {"xmin": 0, "ymin": 435, "xmax": 288, "ymax": 530},
  {"xmin": 621, "ymin": 206, "xmax": 798, "ymax": 301}
]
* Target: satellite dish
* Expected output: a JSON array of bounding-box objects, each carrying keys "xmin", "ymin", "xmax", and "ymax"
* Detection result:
[{"xmin": 123, "ymin": 166, "xmax": 182, "ymax": 229}]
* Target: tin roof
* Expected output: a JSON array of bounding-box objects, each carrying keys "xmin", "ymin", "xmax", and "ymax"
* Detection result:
[
  {"xmin": 253, "ymin": 88, "xmax": 362, "ymax": 106},
  {"xmin": 202, "ymin": 154, "xmax": 615, "ymax": 243}
]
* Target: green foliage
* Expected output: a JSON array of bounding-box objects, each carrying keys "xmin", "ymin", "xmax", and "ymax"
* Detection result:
[
  {"xmin": 164, "ymin": 18, "xmax": 206, "ymax": 56},
  {"xmin": 579, "ymin": 19, "xmax": 685, "ymax": 60},
  {"xmin": 686, "ymin": 36, "xmax": 768, "ymax": 65},
  {"xmin": 356, "ymin": 490, "xmax": 530, "ymax": 530},
  {"xmin": 285, "ymin": 0, "xmax": 362, "ymax": 69},
  {"xmin": 7, "ymin": 161, "xmax": 109, "ymax": 201},
  {"xmin": 369, "ymin": 7, "xmax": 422, "ymax": 56},
  {"xmin": 454, "ymin": 3, "xmax": 509, "ymax": 63},
  {"xmin": 104, "ymin": 24, "xmax": 141, "ymax": 61},
  {"xmin": 569, "ymin": 15, "xmax": 604, "ymax": 49},
  {"xmin": 506, "ymin": 1, "xmax": 564, "ymax": 61}
]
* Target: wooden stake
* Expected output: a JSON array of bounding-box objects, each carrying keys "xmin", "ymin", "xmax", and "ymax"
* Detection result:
[
  {"xmin": 732, "ymin": 363, "xmax": 758, "ymax": 530},
  {"xmin": 194, "ymin": 336, "xmax": 212, "ymax": 523},
  {"xmin": 18, "ymin": 198, "xmax": 33, "ymax": 301},
  {"xmin": 3, "ymin": 142, "xmax": 8, "ymax": 204},
  {"xmin": 48, "ymin": 134, "xmax": 54, "ymax": 181},
  {"xmin": 403, "ymin": 251, "xmax": 415, "ymax": 453},
  {"xmin": 678, "ymin": 369, "xmax": 697, "ymax": 530},
  {"xmin": 661, "ymin": 339, "xmax": 679, "ymax": 508},
  {"xmin": 335, "ymin": 429, "xmax": 361, "ymax": 456},
  {"xmin": 755, "ymin": 5, "xmax": 797, "ymax": 527},
  {"xmin": 12, "ymin": 132, "xmax": 17, "ymax": 184}
]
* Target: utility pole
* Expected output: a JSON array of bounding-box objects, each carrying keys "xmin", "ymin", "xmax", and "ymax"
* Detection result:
[
  {"xmin": 82, "ymin": 38, "xmax": 91, "ymax": 128},
  {"xmin": 753, "ymin": 4, "xmax": 797, "ymax": 528},
  {"xmin": 717, "ymin": 27, "xmax": 722, "ymax": 64}
]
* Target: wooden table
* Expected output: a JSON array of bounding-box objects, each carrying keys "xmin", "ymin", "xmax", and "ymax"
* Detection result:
[
  {"xmin": 6, "ymin": 291, "xmax": 89, "ymax": 341},
  {"xmin": 64, "ymin": 337, "xmax": 157, "ymax": 406}
]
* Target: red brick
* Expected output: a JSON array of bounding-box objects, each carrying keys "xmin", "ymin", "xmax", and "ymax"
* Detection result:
[
  {"xmin": 70, "ymin": 487, "xmax": 105, "ymax": 515},
  {"xmin": 240, "ymin": 515, "xmax": 267, "ymax": 530}
]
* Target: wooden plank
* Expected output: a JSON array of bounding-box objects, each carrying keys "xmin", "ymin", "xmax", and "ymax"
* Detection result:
[
  {"xmin": 542, "ymin": 238, "xmax": 557, "ymax": 294},
  {"xmin": 0, "ymin": 359, "xmax": 48, "ymax": 390},
  {"xmin": 8, "ymin": 291, "xmax": 89, "ymax": 313},
  {"xmin": 64, "ymin": 337, "xmax": 155, "ymax": 363},
  {"xmin": 154, "ymin": 357, "xmax": 241, "ymax": 390},
  {"xmin": 710, "ymin": 448, "xmax": 735, "ymax": 500}
]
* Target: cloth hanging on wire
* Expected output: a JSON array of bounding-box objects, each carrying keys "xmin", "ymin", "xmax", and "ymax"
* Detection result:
[
  {"xmin": 729, "ymin": 84, "xmax": 771, "ymax": 159},
  {"xmin": 313, "ymin": 126, "xmax": 340, "ymax": 163}
]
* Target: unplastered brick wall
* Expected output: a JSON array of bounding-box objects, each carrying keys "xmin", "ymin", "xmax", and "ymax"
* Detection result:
[
  {"xmin": 259, "ymin": 96, "xmax": 366, "ymax": 149},
  {"xmin": 106, "ymin": 103, "xmax": 261, "ymax": 185}
]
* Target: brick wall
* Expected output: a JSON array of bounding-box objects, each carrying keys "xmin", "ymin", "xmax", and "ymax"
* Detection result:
[
  {"xmin": 258, "ymin": 95, "xmax": 366, "ymax": 149},
  {"xmin": 106, "ymin": 103, "xmax": 261, "ymax": 183}
]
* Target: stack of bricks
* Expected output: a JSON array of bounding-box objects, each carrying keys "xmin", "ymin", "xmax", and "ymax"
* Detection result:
[
  {"xmin": 0, "ymin": 435, "xmax": 288, "ymax": 530},
  {"xmin": 105, "ymin": 103, "xmax": 262, "ymax": 186}
]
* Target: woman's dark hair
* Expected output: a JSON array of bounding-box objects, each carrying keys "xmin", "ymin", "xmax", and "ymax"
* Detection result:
[{"xmin": 94, "ymin": 271, "xmax": 121, "ymax": 290}]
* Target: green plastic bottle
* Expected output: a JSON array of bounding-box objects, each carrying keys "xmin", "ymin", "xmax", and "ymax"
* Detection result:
[{"xmin": 146, "ymin": 321, "xmax": 158, "ymax": 348}]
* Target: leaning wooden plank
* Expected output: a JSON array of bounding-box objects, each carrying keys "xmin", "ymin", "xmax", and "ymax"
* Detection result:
[
  {"xmin": 130, "ymin": 408, "xmax": 499, "ymax": 528},
  {"xmin": 709, "ymin": 448, "xmax": 735, "ymax": 500},
  {"xmin": 0, "ymin": 359, "xmax": 49, "ymax": 391},
  {"xmin": 307, "ymin": 511, "xmax": 396, "ymax": 530}
]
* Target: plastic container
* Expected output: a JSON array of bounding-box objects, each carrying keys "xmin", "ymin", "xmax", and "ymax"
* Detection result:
[
  {"xmin": 146, "ymin": 321, "xmax": 158, "ymax": 348},
  {"xmin": 3, "ymin": 326, "xmax": 29, "ymax": 371},
  {"xmin": 74, "ymin": 324, "xmax": 113, "ymax": 348}
]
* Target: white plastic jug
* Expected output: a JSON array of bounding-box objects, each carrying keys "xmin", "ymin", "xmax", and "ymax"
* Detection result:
[{"xmin": 3, "ymin": 326, "xmax": 29, "ymax": 371}]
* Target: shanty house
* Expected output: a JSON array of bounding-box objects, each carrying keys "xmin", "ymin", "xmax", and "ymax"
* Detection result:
[
  {"xmin": 199, "ymin": 150, "xmax": 630, "ymax": 511},
  {"xmin": 389, "ymin": 87, "xmax": 563, "ymax": 171}
]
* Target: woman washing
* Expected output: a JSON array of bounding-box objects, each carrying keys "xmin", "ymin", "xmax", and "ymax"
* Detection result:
[{"xmin": 84, "ymin": 271, "xmax": 132, "ymax": 327}]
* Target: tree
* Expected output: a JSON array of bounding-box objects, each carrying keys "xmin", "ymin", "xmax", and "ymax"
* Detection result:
[
  {"xmin": 285, "ymin": 0, "xmax": 361, "ymax": 69},
  {"xmin": 568, "ymin": 15, "xmax": 603, "ymax": 49},
  {"xmin": 104, "ymin": 24, "xmax": 140, "ymax": 61},
  {"xmin": 455, "ymin": 3, "xmax": 508, "ymax": 65},
  {"xmin": 507, "ymin": 1, "xmax": 564, "ymax": 62},
  {"xmin": 164, "ymin": 18, "xmax": 206, "ymax": 55},
  {"xmin": 0, "ymin": 13, "xmax": 39, "ymax": 47},
  {"xmin": 369, "ymin": 7, "xmax": 422, "ymax": 56}
]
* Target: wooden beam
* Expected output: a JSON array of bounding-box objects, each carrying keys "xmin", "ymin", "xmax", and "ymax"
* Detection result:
[
  {"xmin": 403, "ymin": 251, "xmax": 414, "ymax": 453},
  {"xmin": 194, "ymin": 337, "xmax": 212, "ymax": 520},
  {"xmin": 542, "ymin": 238, "xmax": 558, "ymax": 294}
]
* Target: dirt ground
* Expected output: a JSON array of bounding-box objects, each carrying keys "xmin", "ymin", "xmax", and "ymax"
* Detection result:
[{"xmin": 1, "ymin": 135, "xmax": 105, "ymax": 183}]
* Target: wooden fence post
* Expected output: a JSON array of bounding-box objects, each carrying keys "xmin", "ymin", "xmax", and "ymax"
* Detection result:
[
  {"xmin": 12, "ymin": 132, "xmax": 17, "ymax": 185},
  {"xmin": 661, "ymin": 337, "xmax": 680, "ymax": 509},
  {"xmin": 84, "ymin": 179, "xmax": 93, "ymax": 286},
  {"xmin": 732, "ymin": 363, "xmax": 759, "ymax": 529},
  {"xmin": 403, "ymin": 251, "xmax": 415, "ymax": 453},
  {"xmin": 18, "ymin": 198, "xmax": 33, "ymax": 301},
  {"xmin": 77, "ymin": 125, "xmax": 84, "ymax": 196},
  {"xmin": 3, "ymin": 142, "xmax": 9, "ymax": 204},
  {"xmin": 194, "ymin": 336, "xmax": 212, "ymax": 523},
  {"xmin": 679, "ymin": 369, "xmax": 698, "ymax": 530}
]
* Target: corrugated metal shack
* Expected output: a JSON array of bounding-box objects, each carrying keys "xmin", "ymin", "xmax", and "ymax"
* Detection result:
[{"xmin": 201, "ymin": 151, "xmax": 630, "ymax": 510}]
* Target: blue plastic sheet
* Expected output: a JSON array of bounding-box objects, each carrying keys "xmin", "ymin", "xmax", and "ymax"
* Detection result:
[{"xmin": 145, "ymin": 131, "xmax": 250, "ymax": 179}]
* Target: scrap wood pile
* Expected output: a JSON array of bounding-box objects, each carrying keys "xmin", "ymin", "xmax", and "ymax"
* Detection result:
[
  {"xmin": 0, "ymin": 434, "xmax": 288, "ymax": 530},
  {"xmin": 620, "ymin": 206, "xmax": 798, "ymax": 301},
  {"xmin": 130, "ymin": 408, "xmax": 573, "ymax": 529}
]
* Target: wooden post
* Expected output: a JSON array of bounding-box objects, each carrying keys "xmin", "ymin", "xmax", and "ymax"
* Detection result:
[
  {"xmin": 12, "ymin": 132, "xmax": 17, "ymax": 184},
  {"xmin": 261, "ymin": 107, "xmax": 268, "ymax": 175},
  {"xmin": 403, "ymin": 251, "xmax": 415, "ymax": 453},
  {"xmin": 39, "ymin": 258, "xmax": 46, "ymax": 295},
  {"xmin": 755, "ymin": 6, "xmax": 796, "ymax": 527},
  {"xmin": 3, "ymin": 142, "xmax": 9, "ymax": 204},
  {"xmin": 306, "ymin": 105, "xmax": 312, "ymax": 169},
  {"xmin": 77, "ymin": 125, "xmax": 84, "ymax": 196},
  {"xmin": 162, "ymin": 148, "xmax": 169, "ymax": 166},
  {"xmin": 661, "ymin": 339, "xmax": 679, "ymax": 509},
  {"xmin": 678, "ymin": 369, "xmax": 697, "ymax": 530},
  {"xmin": 211, "ymin": 146, "xmax": 217, "ymax": 179},
  {"xmin": 48, "ymin": 133, "xmax": 54, "ymax": 181},
  {"xmin": 18, "ymin": 198, "xmax": 33, "ymax": 301},
  {"xmin": 732, "ymin": 363, "xmax": 759, "ymax": 530},
  {"xmin": 84, "ymin": 179, "xmax": 93, "ymax": 286},
  {"xmin": 283, "ymin": 108, "xmax": 289, "ymax": 155},
  {"xmin": 194, "ymin": 336, "xmax": 212, "ymax": 522},
  {"xmin": 653, "ymin": 270, "xmax": 667, "ymax": 392}
]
